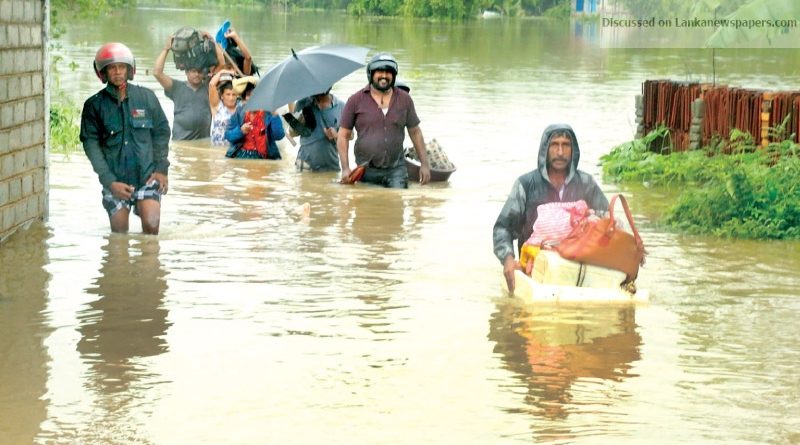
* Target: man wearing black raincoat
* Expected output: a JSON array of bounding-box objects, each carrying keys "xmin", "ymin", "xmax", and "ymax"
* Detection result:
[
  {"xmin": 493, "ymin": 123, "xmax": 608, "ymax": 292},
  {"xmin": 81, "ymin": 43, "xmax": 171, "ymax": 235}
]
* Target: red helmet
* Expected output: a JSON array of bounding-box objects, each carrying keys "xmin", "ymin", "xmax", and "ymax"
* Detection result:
[{"xmin": 93, "ymin": 42, "xmax": 136, "ymax": 83}]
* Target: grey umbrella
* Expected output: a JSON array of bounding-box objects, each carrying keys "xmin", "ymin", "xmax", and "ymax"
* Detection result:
[{"xmin": 245, "ymin": 44, "xmax": 369, "ymax": 112}]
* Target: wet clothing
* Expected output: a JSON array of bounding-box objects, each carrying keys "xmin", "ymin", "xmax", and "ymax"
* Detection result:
[
  {"xmin": 295, "ymin": 158, "xmax": 312, "ymax": 171},
  {"xmin": 360, "ymin": 163, "xmax": 408, "ymax": 188},
  {"xmin": 224, "ymin": 104, "xmax": 285, "ymax": 159},
  {"xmin": 293, "ymin": 95, "xmax": 344, "ymax": 172},
  {"xmin": 211, "ymin": 102, "xmax": 236, "ymax": 146},
  {"xmin": 492, "ymin": 123, "xmax": 608, "ymax": 264},
  {"xmin": 101, "ymin": 179, "xmax": 162, "ymax": 217},
  {"xmin": 340, "ymin": 85, "xmax": 420, "ymax": 169},
  {"xmin": 241, "ymin": 110, "xmax": 268, "ymax": 155},
  {"xmin": 80, "ymin": 83, "xmax": 170, "ymax": 190},
  {"xmin": 165, "ymin": 78, "xmax": 211, "ymax": 140}
]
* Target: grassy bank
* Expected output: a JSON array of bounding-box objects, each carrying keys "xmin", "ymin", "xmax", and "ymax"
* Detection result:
[{"xmin": 601, "ymin": 127, "xmax": 800, "ymax": 239}]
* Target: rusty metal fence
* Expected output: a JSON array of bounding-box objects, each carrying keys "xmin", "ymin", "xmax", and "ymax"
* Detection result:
[{"xmin": 637, "ymin": 80, "xmax": 800, "ymax": 153}]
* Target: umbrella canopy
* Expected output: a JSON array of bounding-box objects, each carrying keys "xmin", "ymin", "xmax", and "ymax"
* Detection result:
[{"xmin": 245, "ymin": 44, "xmax": 369, "ymax": 112}]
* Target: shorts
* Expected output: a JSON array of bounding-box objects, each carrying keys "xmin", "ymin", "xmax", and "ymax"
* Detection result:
[{"xmin": 102, "ymin": 180, "xmax": 162, "ymax": 217}]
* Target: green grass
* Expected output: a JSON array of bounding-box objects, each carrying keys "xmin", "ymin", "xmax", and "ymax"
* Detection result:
[
  {"xmin": 601, "ymin": 127, "xmax": 800, "ymax": 239},
  {"xmin": 49, "ymin": 100, "xmax": 82, "ymax": 154}
]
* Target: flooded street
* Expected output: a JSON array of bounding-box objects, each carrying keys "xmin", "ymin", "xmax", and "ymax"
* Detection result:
[{"xmin": 1, "ymin": 6, "xmax": 800, "ymax": 444}]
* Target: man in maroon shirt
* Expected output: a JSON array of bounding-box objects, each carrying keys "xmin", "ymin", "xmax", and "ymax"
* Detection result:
[{"xmin": 337, "ymin": 53, "xmax": 431, "ymax": 188}]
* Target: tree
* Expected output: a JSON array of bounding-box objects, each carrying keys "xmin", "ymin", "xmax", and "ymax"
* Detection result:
[
  {"xmin": 619, "ymin": 0, "xmax": 689, "ymax": 19},
  {"xmin": 705, "ymin": 0, "xmax": 800, "ymax": 47},
  {"xmin": 348, "ymin": 0, "xmax": 404, "ymax": 16}
]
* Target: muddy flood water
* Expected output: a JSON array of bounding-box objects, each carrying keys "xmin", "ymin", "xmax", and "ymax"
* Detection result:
[{"xmin": 1, "ymin": 6, "xmax": 800, "ymax": 445}]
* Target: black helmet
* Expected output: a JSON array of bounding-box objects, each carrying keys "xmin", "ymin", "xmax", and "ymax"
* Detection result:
[
  {"xmin": 395, "ymin": 80, "xmax": 410, "ymax": 93},
  {"xmin": 366, "ymin": 52, "xmax": 398, "ymax": 84}
]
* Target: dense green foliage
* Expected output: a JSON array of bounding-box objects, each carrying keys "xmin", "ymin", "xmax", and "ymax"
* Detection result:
[
  {"xmin": 618, "ymin": 0, "xmax": 751, "ymax": 20},
  {"xmin": 345, "ymin": 0, "xmax": 570, "ymax": 19},
  {"xmin": 49, "ymin": 0, "xmax": 784, "ymax": 21},
  {"xmin": 48, "ymin": 2, "xmax": 96, "ymax": 155},
  {"xmin": 705, "ymin": 0, "xmax": 798, "ymax": 47},
  {"xmin": 50, "ymin": 0, "xmax": 571, "ymax": 20},
  {"xmin": 601, "ymin": 127, "xmax": 800, "ymax": 239},
  {"xmin": 616, "ymin": 0, "xmax": 797, "ymax": 47}
]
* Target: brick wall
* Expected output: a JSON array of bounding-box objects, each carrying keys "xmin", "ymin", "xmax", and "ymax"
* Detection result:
[{"xmin": 0, "ymin": 0, "xmax": 47, "ymax": 243}]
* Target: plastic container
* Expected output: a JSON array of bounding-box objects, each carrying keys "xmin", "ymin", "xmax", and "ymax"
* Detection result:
[
  {"xmin": 519, "ymin": 244, "xmax": 541, "ymax": 271},
  {"xmin": 531, "ymin": 250, "xmax": 626, "ymax": 289}
]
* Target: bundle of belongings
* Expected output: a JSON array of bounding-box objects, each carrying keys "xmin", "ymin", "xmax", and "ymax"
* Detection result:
[
  {"xmin": 171, "ymin": 26, "xmax": 219, "ymax": 72},
  {"xmin": 405, "ymin": 139, "xmax": 455, "ymax": 171},
  {"xmin": 521, "ymin": 194, "xmax": 646, "ymax": 292},
  {"xmin": 215, "ymin": 20, "xmax": 260, "ymax": 76},
  {"xmin": 223, "ymin": 36, "xmax": 259, "ymax": 76},
  {"xmin": 404, "ymin": 139, "xmax": 456, "ymax": 182}
]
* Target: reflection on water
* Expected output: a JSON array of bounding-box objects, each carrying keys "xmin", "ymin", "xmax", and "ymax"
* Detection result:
[
  {"xmin": 348, "ymin": 191, "xmax": 411, "ymax": 339},
  {"xmin": 1, "ymin": 6, "xmax": 798, "ymax": 444},
  {"xmin": 350, "ymin": 191, "xmax": 406, "ymax": 247},
  {"xmin": 39, "ymin": 235, "xmax": 171, "ymax": 443},
  {"xmin": 489, "ymin": 299, "xmax": 641, "ymax": 438},
  {"xmin": 0, "ymin": 224, "xmax": 50, "ymax": 444},
  {"xmin": 78, "ymin": 235, "xmax": 170, "ymax": 393}
]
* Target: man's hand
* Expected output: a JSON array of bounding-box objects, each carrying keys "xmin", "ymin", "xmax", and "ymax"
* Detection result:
[
  {"xmin": 503, "ymin": 255, "xmax": 520, "ymax": 294},
  {"xmin": 323, "ymin": 127, "xmax": 337, "ymax": 141},
  {"xmin": 241, "ymin": 122, "xmax": 252, "ymax": 134},
  {"xmin": 164, "ymin": 35, "xmax": 173, "ymax": 52},
  {"xmin": 110, "ymin": 181, "xmax": 134, "ymax": 200},
  {"xmin": 418, "ymin": 164, "xmax": 431, "ymax": 185},
  {"xmin": 407, "ymin": 126, "xmax": 429, "ymax": 184},
  {"xmin": 340, "ymin": 167, "xmax": 352, "ymax": 183},
  {"xmin": 224, "ymin": 28, "xmax": 240, "ymax": 42},
  {"xmin": 147, "ymin": 172, "xmax": 169, "ymax": 194},
  {"xmin": 212, "ymin": 69, "xmax": 234, "ymax": 80}
]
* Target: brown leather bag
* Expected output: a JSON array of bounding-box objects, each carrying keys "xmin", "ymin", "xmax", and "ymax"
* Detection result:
[{"xmin": 555, "ymin": 194, "xmax": 646, "ymax": 282}]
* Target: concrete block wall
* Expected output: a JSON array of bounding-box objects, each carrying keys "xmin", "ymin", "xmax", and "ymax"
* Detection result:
[{"xmin": 0, "ymin": 0, "xmax": 47, "ymax": 243}]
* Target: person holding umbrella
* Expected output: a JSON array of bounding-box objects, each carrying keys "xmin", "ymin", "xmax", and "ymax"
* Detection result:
[
  {"xmin": 284, "ymin": 87, "xmax": 345, "ymax": 172},
  {"xmin": 224, "ymin": 76, "xmax": 285, "ymax": 159},
  {"xmin": 241, "ymin": 44, "xmax": 370, "ymax": 164},
  {"xmin": 337, "ymin": 53, "xmax": 431, "ymax": 188}
]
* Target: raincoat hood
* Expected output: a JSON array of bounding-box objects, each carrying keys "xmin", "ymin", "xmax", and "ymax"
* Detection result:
[{"xmin": 537, "ymin": 123, "xmax": 580, "ymax": 184}]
